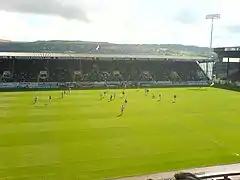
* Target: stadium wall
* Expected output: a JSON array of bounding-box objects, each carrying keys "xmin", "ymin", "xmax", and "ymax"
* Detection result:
[
  {"xmin": 213, "ymin": 81, "xmax": 240, "ymax": 91},
  {"xmin": 0, "ymin": 81, "xmax": 209, "ymax": 90}
]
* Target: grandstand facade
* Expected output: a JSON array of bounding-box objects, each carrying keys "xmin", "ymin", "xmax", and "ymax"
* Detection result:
[
  {"xmin": 0, "ymin": 52, "xmax": 209, "ymax": 89},
  {"xmin": 214, "ymin": 47, "xmax": 240, "ymax": 82}
]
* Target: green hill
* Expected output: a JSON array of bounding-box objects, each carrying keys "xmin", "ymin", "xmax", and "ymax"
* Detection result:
[{"xmin": 0, "ymin": 40, "xmax": 211, "ymax": 57}]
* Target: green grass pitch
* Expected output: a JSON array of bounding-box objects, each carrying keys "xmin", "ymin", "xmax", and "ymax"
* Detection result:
[{"xmin": 0, "ymin": 87, "xmax": 239, "ymax": 180}]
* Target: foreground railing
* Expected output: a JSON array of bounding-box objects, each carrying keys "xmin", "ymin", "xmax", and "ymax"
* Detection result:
[{"xmin": 197, "ymin": 172, "xmax": 240, "ymax": 180}]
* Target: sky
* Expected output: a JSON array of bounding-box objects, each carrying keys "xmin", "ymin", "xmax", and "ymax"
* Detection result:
[{"xmin": 0, "ymin": 0, "xmax": 240, "ymax": 47}]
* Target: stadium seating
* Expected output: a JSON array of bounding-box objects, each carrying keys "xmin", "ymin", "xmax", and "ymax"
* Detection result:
[
  {"xmin": 214, "ymin": 62, "xmax": 240, "ymax": 81},
  {"xmin": 0, "ymin": 58, "xmax": 209, "ymax": 82},
  {"xmin": 229, "ymin": 71, "xmax": 240, "ymax": 81}
]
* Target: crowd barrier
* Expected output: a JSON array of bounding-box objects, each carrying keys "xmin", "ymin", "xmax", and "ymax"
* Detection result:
[
  {"xmin": 0, "ymin": 82, "xmax": 59, "ymax": 89},
  {"xmin": 0, "ymin": 81, "xmax": 209, "ymax": 89},
  {"xmin": 213, "ymin": 80, "xmax": 240, "ymax": 91}
]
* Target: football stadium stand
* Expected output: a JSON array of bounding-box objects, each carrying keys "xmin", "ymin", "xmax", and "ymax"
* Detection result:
[
  {"xmin": 0, "ymin": 53, "xmax": 209, "ymax": 89},
  {"xmin": 1, "ymin": 48, "xmax": 239, "ymax": 89},
  {"xmin": 213, "ymin": 47, "xmax": 240, "ymax": 89},
  {"xmin": 214, "ymin": 47, "xmax": 240, "ymax": 81}
]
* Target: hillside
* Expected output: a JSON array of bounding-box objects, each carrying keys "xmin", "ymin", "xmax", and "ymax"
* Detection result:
[
  {"xmin": 0, "ymin": 39, "xmax": 11, "ymax": 43},
  {"xmin": 0, "ymin": 40, "xmax": 211, "ymax": 57}
]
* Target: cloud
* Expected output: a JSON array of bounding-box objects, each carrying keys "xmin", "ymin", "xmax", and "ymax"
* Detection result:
[
  {"xmin": 0, "ymin": 0, "xmax": 88, "ymax": 22},
  {"xmin": 174, "ymin": 9, "xmax": 200, "ymax": 24},
  {"xmin": 226, "ymin": 25, "xmax": 240, "ymax": 34},
  {"xmin": 0, "ymin": 0, "xmax": 240, "ymax": 47}
]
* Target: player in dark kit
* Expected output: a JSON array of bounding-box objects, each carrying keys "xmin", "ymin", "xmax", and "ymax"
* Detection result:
[
  {"xmin": 152, "ymin": 93, "xmax": 156, "ymax": 99},
  {"xmin": 122, "ymin": 91, "xmax": 125, "ymax": 97},
  {"xmin": 124, "ymin": 99, "xmax": 128, "ymax": 104},
  {"xmin": 49, "ymin": 95, "xmax": 52, "ymax": 102},
  {"xmin": 173, "ymin": 94, "xmax": 177, "ymax": 103},
  {"xmin": 109, "ymin": 94, "xmax": 113, "ymax": 101},
  {"xmin": 158, "ymin": 93, "xmax": 162, "ymax": 101}
]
